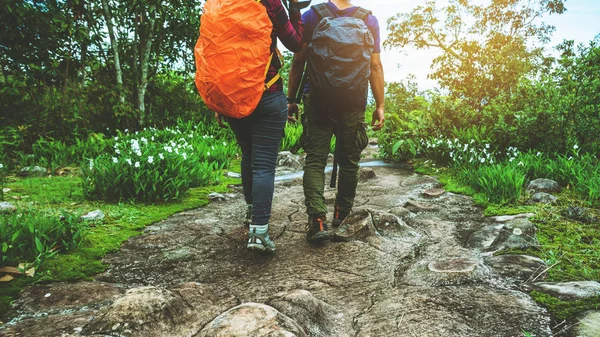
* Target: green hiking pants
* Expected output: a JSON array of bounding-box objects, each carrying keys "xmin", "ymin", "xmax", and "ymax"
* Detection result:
[{"xmin": 302, "ymin": 94, "xmax": 368, "ymax": 218}]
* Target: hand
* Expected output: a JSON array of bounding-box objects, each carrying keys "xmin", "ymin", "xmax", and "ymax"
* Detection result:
[
  {"xmin": 371, "ymin": 107, "xmax": 385, "ymax": 131},
  {"xmin": 287, "ymin": 103, "xmax": 299, "ymax": 123},
  {"xmin": 215, "ymin": 112, "xmax": 227, "ymax": 128}
]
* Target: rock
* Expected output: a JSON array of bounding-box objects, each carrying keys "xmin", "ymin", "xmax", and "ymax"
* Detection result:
[
  {"xmin": 19, "ymin": 165, "xmax": 47, "ymax": 177},
  {"xmin": 531, "ymin": 281, "xmax": 600, "ymax": 301},
  {"xmin": 370, "ymin": 210, "xmax": 417, "ymax": 239},
  {"xmin": 577, "ymin": 311, "xmax": 600, "ymax": 337},
  {"xmin": 358, "ymin": 167, "xmax": 376, "ymax": 181},
  {"xmin": 428, "ymin": 257, "xmax": 478, "ymax": 275},
  {"xmin": 207, "ymin": 192, "xmax": 226, "ymax": 201},
  {"xmin": 527, "ymin": 178, "xmax": 560, "ymax": 193},
  {"xmin": 484, "ymin": 255, "xmax": 546, "ymax": 280},
  {"xmin": 226, "ymin": 172, "xmax": 241, "ymax": 178},
  {"xmin": 81, "ymin": 209, "xmax": 105, "ymax": 222},
  {"xmin": 386, "ymin": 206, "xmax": 411, "ymax": 219},
  {"xmin": 196, "ymin": 303, "xmax": 307, "ymax": 337},
  {"xmin": 368, "ymin": 138, "xmax": 378, "ymax": 145},
  {"xmin": 488, "ymin": 218, "xmax": 538, "ymax": 252},
  {"xmin": 332, "ymin": 209, "xmax": 377, "ymax": 242},
  {"xmin": 489, "ymin": 213, "xmax": 535, "ymax": 223},
  {"xmin": 528, "ymin": 192, "xmax": 558, "ymax": 204},
  {"xmin": 267, "ymin": 290, "xmax": 352, "ymax": 337},
  {"xmin": 82, "ymin": 286, "xmax": 200, "ymax": 337},
  {"xmin": 277, "ymin": 151, "xmax": 303, "ymax": 170},
  {"xmin": 404, "ymin": 199, "xmax": 440, "ymax": 212},
  {"xmin": 467, "ymin": 219, "xmax": 537, "ymax": 251},
  {"xmin": 0, "ymin": 201, "xmax": 17, "ymax": 213},
  {"xmin": 422, "ymin": 188, "xmax": 446, "ymax": 198}
]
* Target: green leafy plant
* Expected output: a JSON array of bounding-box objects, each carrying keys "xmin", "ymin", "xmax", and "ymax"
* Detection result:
[{"xmin": 0, "ymin": 209, "xmax": 87, "ymax": 267}]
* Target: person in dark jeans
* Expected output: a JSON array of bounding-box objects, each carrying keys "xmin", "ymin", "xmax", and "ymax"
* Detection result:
[
  {"xmin": 287, "ymin": 0, "xmax": 385, "ymax": 242},
  {"xmin": 217, "ymin": 0, "xmax": 304, "ymax": 253}
]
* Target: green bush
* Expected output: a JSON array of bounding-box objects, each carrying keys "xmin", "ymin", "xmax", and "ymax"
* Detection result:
[
  {"xmin": 457, "ymin": 162, "xmax": 526, "ymax": 205},
  {"xmin": 81, "ymin": 124, "xmax": 238, "ymax": 202},
  {"xmin": 0, "ymin": 210, "xmax": 87, "ymax": 267},
  {"xmin": 0, "ymin": 162, "xmax": 6, "ymax": 200}
]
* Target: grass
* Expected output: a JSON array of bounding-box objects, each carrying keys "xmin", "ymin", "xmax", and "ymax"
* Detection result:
[{"xmin": 0, "ymin": 172, "xmax": 240, "ymax": 319}]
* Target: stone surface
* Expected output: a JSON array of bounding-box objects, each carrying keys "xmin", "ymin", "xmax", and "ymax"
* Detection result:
[
  {"xmin": 0, "ymin": 201, "xmax": 17, "ymax": 213},
  {"xmin": 207, "ymin": 192, "xmax": 226, "ymax": 201},
  {"xmin": 404, "ymin": 199, "xmax": 440, "ymax": 212},
  {"xmin": 1, "ymin": 165, "xmax": 558, "ymax": 337},
  {"xmin": 489, "ymin": 213, "xmax": 535, "ymax": 223},
  {"xmin": 422, "ymin": 188, "xmax": 446, "ymax": 198},
  {"xmin": 577, "ymin": 311, "xmax": 600, "ymax": 337},
  {"xmin": 82, "ymin": 286, "xmax": 203, "ymax": 337},
  {"xmin": 528, "ymin": 192, "xmax": 558, "ymax": 204},
  {"xmin": 277, "ymin": 151, "xmax": 304, "ymax": 170},
  {"xmin": 485, "ymin": 254, "xmax": 547, "ymax": 280},
  {"xmin": 527, "ymin": 178, "xmax": 561, "ymax": 193},
  {"xmin": 196, "ymin": 303, "xmax": 307, "ymax": 337},
  {"xmin": 81, "ymin": 210, "xmax": 105, "ymax": 222},
  {"xmin": 358, "ymin": 167, "xmax": 376, "ymax": 181},
  {"xmin": 19, "ymin": 166, "xmax": 47, "ymax": 177},
  {"xmin": 531, "ymin": 281, "xmax": 600, "ymax": 301}
]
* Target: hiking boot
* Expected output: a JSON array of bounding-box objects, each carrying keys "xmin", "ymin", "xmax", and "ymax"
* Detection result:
[
  {"xmin": 243, "ymin": 204, "xmax": 252, "ymax": 226},
  {"xmin": 247, "ymin": 224, "xmax": 276, "ymax": 254},
  {"xmin": 331, "ymin": 205, "xmax": 349, "ymax": 228},
  {"xmin": 306, "ymin": 215, "xmax": 331, "ymax": 243}
]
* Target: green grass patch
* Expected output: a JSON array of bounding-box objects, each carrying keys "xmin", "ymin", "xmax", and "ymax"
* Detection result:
[{"xmin": 530, "ymin": 290, "xmax": 600, "ymax": 321}]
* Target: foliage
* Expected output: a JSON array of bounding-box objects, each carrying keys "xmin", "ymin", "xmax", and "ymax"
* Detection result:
[
  {"xmin": 0, "ymin": 162, "xmax": 6, "ymax": 201},
  {"xmin": 0, "ymin": 209, "xmax": 88, "ymax": 267},
  {"xmin": 386, "ymin": 0, "xmax": 566, "ymax": 108},
  {"xmin": 82, "ymin": 122, "xmax": 237, "ymax": 202}
]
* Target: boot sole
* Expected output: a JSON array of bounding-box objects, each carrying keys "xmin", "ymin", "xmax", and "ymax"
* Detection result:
[
  {"xmin": 306, "ymin": 231, "xmax": 331, "ymax": 243},
  {"xmin": 247, "ymin": 243, "xmax": 275, "ymax": 254}
]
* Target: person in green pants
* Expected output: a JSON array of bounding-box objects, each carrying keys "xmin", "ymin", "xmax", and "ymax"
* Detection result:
[{"xmin": 287, "ymin": 0, "xmax": 385, "ymax": 242}]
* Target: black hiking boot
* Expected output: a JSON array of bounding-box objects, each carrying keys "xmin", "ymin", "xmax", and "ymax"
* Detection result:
[
  {"xmin": 306, "ymin": 215, "xmax": 331, "ymax": 243},
  {"xmin": 331, "ymin": 205, "xmax": 349, "ymax": 228}
]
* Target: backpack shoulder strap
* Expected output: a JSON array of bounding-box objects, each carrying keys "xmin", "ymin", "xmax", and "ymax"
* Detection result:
[
  {"xmin": 352, "ymin": 7, "xmax": 372, "ymax": 22},
  {"xmin": 313, "ymin": 3, "xmax": 334, "ymax": 19}
]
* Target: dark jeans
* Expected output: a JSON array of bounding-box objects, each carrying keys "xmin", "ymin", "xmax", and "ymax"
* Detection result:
[
  {"xmin": 227, "ymin": 91, "xmax": 287, "ymax": 225},
  {"xmin": 302, "ymin": 94, "xmax": 367, "ymax": 218}
]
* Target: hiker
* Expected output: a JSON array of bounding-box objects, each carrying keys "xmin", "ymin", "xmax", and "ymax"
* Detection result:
[
  {"xmin": 287, "ymin": 0, "xmax": 385, "ymax": 242},
  {"xmin": 195, "ymin": 0, "xmax": 306, "ymax": 253}
]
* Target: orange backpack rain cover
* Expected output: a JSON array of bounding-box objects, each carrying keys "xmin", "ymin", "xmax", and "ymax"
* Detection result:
[{"xmin": 195, "ymin": 0, "xmax": 273, "ymax": 119}]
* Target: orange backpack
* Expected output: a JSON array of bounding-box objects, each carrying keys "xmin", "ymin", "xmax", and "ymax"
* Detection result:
[{"xmin": 195, "ymin": 0, "xmax": 280, "ymax": 119}]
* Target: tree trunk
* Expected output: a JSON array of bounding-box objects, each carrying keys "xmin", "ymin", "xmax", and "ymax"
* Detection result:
[
  {"xmin": 101, "ymin": 0, "xmax": 125, "ymax": 104},
  {"xmin": 137, "ymin": 6, "xmax": 155, "ymax": 128}
]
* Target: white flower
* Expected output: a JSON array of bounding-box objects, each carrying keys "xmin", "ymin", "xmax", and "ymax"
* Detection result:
[
  {"xmin": 182, "ymin": 153, "xmax": 187, "ymax": 160},
  {"xmin": 175, "ymin": 148, "xmax": 179, "ymax": 154},
  {"xmin": 518, "ymin": 161, "xmax": 524, "ymax": 166},
  {"xmin": 485, "ymin": 143, "xmax": 490, "ymax": 149},
  {"xmin": 568, "ymin": 156, "xmax": 573, "ymax": 161},
  {"xmin": 134, "ymin": 161, "xmax": 140, "ymax": 168},
  {"xmin": 159, "ymin": 153, "xmax": 164, "ymax": 160},
  {"xmin": 207, "ymin": 151, "xmax": 211, "ymax": 156},
  {"xmin": 0, "ymin": 163, "xmax": 4, "ymax": 169},
  {"xmin": 151, "ymin": 136, "xmax": 155, "ymax": 141},
  {"xmin": 536, "ymin": 152, "xmax": 541, "ymax": 156},
  {"xmin": 211, "ymin": 146, "xmax": 215, "ymax": 150},
  {"xmin": 124, "ymin": 129, "xmax": 129, "ymax": 133},
  {"xmin": 126, "ymin": 158, "xmax": 132, "ymax": 165},
  {"xmin": 509, "ymin": 157, "xmax": 515, "ymax": 162},
  {"xmin": 114, "ymin": 136, "xmax": 119, "ymax": 141},
  {"xmin": 223, "ymin": 142, "xmax": 227, "ymax": 146},
  {"xmin": 88, "ymin": 160, "xmax": 94, "ymax": 170},
  {"xmin": 573, "ymin": 144, "xmax": 579, "ymax": 150},
  {"xmin": 148, "ymin": 156, "xmax": 154, "ymax": 164},
  {"xmin": 112, "ymin": 157, "xmax": 118, "ymax": 163},
  {"xmin": 480, "ymin": 157, "xmax": 485, "ymax": 163},
  {"xmin": 115, "ymin": 149, "xmax": 121, "ymax": 155}
]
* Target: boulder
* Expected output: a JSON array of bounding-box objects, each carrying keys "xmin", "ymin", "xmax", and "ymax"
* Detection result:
[
  {"xmin": 577, "ymin": 311, "xmax": 600, "ymax": 337},
  {"xmin": 531, "ymin": 281, "xmax": 600, "ymax": 301},
  {"xmin": 82, "ymin": 286, "xmax": 200, "ymax": 337},
  {"xmin": 358, "ymin": 167, "xmax": 376, "ymax": 181},
  {"xmin": 527, "ymin": 178, "xmax": 560, "ymax": 193},
  {"xmin": 404, "ymin": 200, "xmax": 440, "ymax": 213},
  {"xmin": 484, "ymin": 255, "xmax": 546, "ymax": 280},
  {"xmin": 528, "ymin": 192, "xmax": 558, "ymax": 204},
  {"xmin": 196, "ymin": 303, "xmax": 307, "ymax": 337}
]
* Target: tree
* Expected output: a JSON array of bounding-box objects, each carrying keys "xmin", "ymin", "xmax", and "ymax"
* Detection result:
[{"xmin": 386, "ymin": 0, "xmax": 566, "ymax": 109}]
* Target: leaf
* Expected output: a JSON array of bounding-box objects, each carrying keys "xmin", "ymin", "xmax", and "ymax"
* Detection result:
[
  {"xmin": 0, "ymin": 275, "xmax": 14, "ymax": 282},
  {"xmin": 25, "ymin": 267, "xmax": 35, "ymax": 278},
  {"xmin": 392, "ymin": 140, "xmax": 403, "ymax": 154},
  {"xmin": 0, "ymin": 266, "xmax": 22, "ymax": 275}
]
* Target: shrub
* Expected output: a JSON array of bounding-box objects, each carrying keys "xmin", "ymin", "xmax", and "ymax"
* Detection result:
[
  {"xmin": 0, "ymin": 210, "xmax": 87, "ymax": 267},
  {"xmin": 81, "ymin": 124, "xmax": 238, "ymax": 202},
  {"xmin": 0, "ymin": 163, "xmax": 6, "ymax": 200}
]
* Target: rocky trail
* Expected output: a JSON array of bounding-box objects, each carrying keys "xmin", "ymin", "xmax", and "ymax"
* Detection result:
[{"xmin": 1, "ymin": 150, "xmax": 599, "ymax": 337}]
